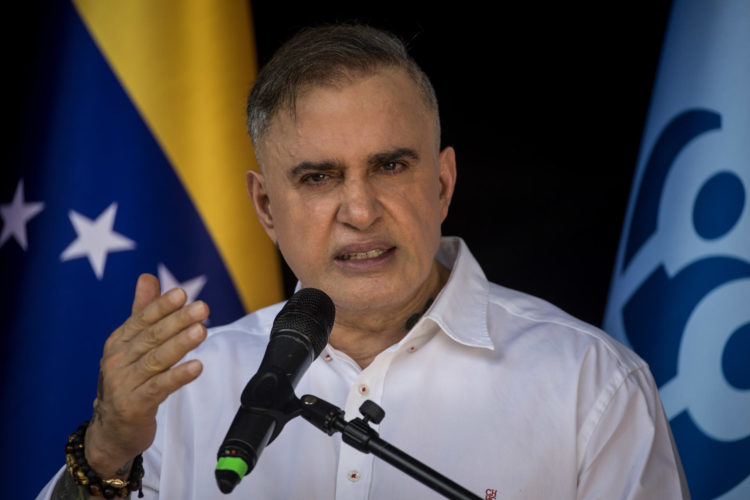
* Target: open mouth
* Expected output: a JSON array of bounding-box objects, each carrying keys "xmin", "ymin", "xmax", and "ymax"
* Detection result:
[{"xmin": 336, "ymin": 247, "xmax": 395, "ymax": 261}]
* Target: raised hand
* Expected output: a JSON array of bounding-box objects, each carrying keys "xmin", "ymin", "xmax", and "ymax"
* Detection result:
[{"xmin": 84, "ymin": 273, "xmax": 209, "ymax": 477}]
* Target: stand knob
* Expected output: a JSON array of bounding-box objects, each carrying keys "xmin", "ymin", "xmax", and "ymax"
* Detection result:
[{"xmin": 359, "ymin": 400, "xmax": 385, "ymax": 424}]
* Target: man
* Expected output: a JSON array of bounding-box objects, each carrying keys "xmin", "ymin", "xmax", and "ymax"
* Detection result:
[{"xmin": 40, "ymin": 24, "xmax": 688, "ymax": 499}]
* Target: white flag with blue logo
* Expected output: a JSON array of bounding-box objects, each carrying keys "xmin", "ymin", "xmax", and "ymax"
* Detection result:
[{"xmin": 604, "ymin": 1, "xmax": 749, "ymax": 498}]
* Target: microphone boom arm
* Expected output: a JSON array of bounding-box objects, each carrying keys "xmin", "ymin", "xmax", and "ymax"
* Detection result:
[{"xmin": 298, "ymin": 394, "xmax": 482, "ymax": 500}]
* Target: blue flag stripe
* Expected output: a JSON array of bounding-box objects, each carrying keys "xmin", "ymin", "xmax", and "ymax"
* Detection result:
[{"xmin": 0, "ymin": 3, "xmax": 246, "ymax": 494}]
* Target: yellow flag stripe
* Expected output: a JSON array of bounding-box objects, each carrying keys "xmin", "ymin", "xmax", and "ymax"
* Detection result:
[{"xmin": 72, "ymin": 0, "xmax": 282, "ymax": 311}]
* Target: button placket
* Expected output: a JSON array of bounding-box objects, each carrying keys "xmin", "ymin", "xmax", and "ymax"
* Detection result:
[
  {"xmin": 336, "ymin": 439, "xmax": 373, "ymax": 500},
  {"xmin": 336, "ymin": 345, "xmax": 397, "ymax": 498}
]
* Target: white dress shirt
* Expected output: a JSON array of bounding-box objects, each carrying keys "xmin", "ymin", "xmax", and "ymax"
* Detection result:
[{"xmin": 38, "ymin": 237, "xmax": 688, "ymax": 499}]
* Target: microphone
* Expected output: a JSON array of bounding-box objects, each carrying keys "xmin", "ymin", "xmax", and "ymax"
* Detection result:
[{"xmin": 215, "ymin": 287, "xmax": 335, "ymax": 494}]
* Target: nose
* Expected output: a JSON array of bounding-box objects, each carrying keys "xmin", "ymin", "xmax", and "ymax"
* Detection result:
[{"xmin": 336, "ymin": 177, "xmax": 383, "ymax": 230}]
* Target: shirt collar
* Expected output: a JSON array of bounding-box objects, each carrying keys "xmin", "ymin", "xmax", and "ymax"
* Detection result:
[
  {"xmin": 297, "ymin": 236, "xmax": 494, "ymax": 351},
  {"xmin": 422, "ymin": 236, "xmax": 494, "ymax": 350}
]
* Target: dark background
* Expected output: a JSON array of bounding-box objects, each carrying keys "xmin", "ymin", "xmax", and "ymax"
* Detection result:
[
  {"xmin": 251, "ymin": 1, "xmax": 674, "ymax": 326},
  {"xmin": 4, "ymin": 1, "xmax": 673, "ymax": 327}
]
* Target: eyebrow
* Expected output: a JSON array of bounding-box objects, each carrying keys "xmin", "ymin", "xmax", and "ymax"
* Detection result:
[
  {"xmin": 287, "ymin": 159, "xmax": 345, "ymax": 180},
  {"xmin": 286, "ymin": 147, "xmax": 421, "ymax": 180},
  {"xmin": 367, "ymin": 147, "xmax": 420, "ymax": 167}
]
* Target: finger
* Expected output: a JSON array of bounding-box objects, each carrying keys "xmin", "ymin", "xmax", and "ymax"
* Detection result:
[
  {"xmin": 98, "ymin": 321, "xmax": 206, "ymax": 409},
  {"xmin": 119, "ymin": 287, "xmax": 188, "ymax": 342},
  {"xmin": 136, "ymin": 319, "xmax": 207, "ymax": 374},
  {"xmin": 102, "ymin": 274, "xmax": 163, "ymax": 351},
  {"xmin": 132, "ymin": 273, "xmax": 161, "ymax": 315},
  {"xmin": 135, "ymin": 358, "xmax": 204, "ymax": 407},
  {"xmin": 126, "ymin": 300, "xmax": 209, "ymax": 360}
]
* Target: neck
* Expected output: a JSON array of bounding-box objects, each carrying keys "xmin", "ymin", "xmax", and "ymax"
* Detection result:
[{"xmin": 329, "ymin": 260, "xmax": 450, "ymax": 368}]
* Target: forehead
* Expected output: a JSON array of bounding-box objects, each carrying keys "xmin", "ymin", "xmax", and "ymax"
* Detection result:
[{"xmin": 256, "ymin": 67, "xmax": 438, "ymax": 169}]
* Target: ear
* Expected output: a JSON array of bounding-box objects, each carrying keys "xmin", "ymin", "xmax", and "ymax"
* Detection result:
[
  {"xmin": 437, "ymin": 146, "xmax": 457, "ymax": 222},
  {"xmin": 246, "ymin": 170, "xmax": 277, "ymax": 242}
]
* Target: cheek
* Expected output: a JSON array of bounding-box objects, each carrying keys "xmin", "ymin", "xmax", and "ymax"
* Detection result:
[
  {"xmin": 401, "ymin": 182, "xmax": 443, "ymax": 226},
  {"xmin": 389, "ymin": 190, "xmax": 443, "ymax": 253},
  {"xmin": 271, "ymin": 197, "xmax": 333, "ymax": 275}
]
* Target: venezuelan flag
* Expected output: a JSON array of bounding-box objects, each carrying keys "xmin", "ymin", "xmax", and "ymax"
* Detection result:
[{"xmin": 0, "ymin": 1, "xmax": 282, "ymax": 496}]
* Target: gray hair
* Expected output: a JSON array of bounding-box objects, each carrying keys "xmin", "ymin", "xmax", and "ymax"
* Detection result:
[{"xmin": 247, "ymin": 24, "xmax": 440, "ymax": 147}]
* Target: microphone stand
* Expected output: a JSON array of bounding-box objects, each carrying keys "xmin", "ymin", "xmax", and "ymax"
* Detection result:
[
  {"xmin": 296, "ymin": 394, "xmax": 482, "ymax": 500},
  {"xmin": 221, "ymin": 375, "xmax": 481, "ymax": 500}
]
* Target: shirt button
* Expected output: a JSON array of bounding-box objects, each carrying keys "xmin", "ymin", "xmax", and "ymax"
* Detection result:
[
  {"xmin": 347, "ymin": 470, "xmax": 361, "ymax": 482},
  {"xmin": 323, "ymin": 353, "xmax": 333, "ymax": 361},
  {"xmin": 408, "ymin": 345, "xmax": 417, "ymax": 353},
  {"xmin": 358, "ymin": 384, "xmax": 369, "ymax": 396}
]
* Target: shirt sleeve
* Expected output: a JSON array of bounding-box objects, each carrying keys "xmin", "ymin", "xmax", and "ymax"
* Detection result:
[
  {"xmin": 34, "ymin": 466, "xmax": 64, "ymax": 500},
  {"xmin": 577, "ymin": 365, "xmax": 690, "ymax": 499},
  {"xmin": 34, "ymin": 424, "xmax": 163, "ymax": 500},
  {"xmin": 35, "ymin": 464, "xmax": 160, "ymax": 500}
]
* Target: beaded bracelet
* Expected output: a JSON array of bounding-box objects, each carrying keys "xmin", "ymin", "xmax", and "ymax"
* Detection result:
[{"xmin": 65, "ymin": 421, "xmax": 144, "ymax": 498}]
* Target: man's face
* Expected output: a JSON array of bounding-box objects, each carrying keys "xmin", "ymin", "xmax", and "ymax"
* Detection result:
[{"xmin": 248, "ymin": 67, "xmax": 456, "ymax": 317}]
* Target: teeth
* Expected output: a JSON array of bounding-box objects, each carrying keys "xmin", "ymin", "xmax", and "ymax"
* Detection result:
[{"xmin": 339, "ymin": 248, "xmax": 387, "ymax": 260}]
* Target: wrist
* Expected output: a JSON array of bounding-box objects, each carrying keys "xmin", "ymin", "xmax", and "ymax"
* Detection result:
[
  {"xmin": 66, "ymin": 421, "xmax": 144, "ymax": 498},
  {"xmin": 84, "ymin": 419, "xmax": 136, "ymax": 478},
  {"xmin": 84, "ymin": 441, "xmax": 132, "ymax": 479}
]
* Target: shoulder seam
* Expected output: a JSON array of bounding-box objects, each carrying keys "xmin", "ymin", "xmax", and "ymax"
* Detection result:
[
  {"xmin": 577, "ymin": 365, "xmax": 650, "ymax": 475},
  {"xmin": 487, "ymin": 291, "xmax": 643, "ymax": 369}
]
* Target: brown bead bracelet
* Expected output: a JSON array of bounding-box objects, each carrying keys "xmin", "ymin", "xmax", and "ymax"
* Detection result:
[{"xmin": 65, "ymin": 421, "xmax": 144, "ymax": 498}]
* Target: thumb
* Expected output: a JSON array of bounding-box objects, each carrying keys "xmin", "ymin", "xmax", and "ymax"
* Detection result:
[{"xmin": 131, "ymin": 273, "xmax": 161, "ymax": 315}]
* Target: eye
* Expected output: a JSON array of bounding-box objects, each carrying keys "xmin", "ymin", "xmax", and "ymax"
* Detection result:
[
  {"xmin": 380, "ymin": 161, "xmax": 407, "ymax": 174},
  {"xmin": 300, "ymin": 173, "xmax": 330, "ymax": 185}
]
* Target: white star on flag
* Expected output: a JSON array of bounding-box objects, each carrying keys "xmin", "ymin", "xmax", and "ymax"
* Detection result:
[
  {"xmin": 0, "ymin": 179, "xmax": 45, "ymax": 250},
  {"xmin": 60, "ymin": 202, "xmax": 135, "ymax": 279},
  {"xmin": 158, "ymin": 263, "xmax": 207, "ymax": 304}
]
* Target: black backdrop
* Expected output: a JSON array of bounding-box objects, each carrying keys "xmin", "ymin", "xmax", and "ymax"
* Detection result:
[
  {"xmin": 4, "ymin": 1, "xmax": 673, "ymax": 327},
  {"xmin": 251, "ymin": 1, "xmax": 673, "ymax": 326}
]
